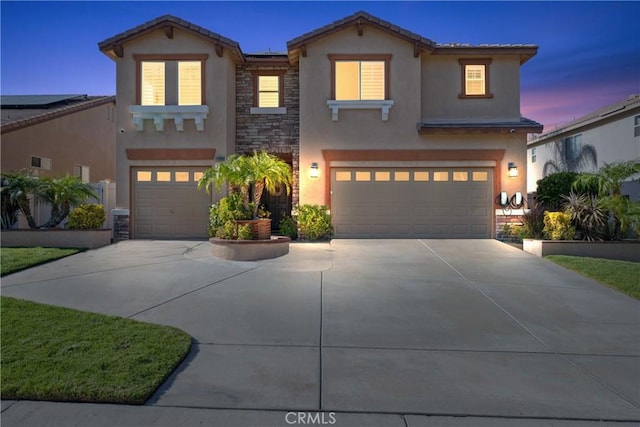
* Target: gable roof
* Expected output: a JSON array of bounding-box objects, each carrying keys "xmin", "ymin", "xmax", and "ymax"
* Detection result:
[
  {"xmin": 528, "ymin": 94, "xmax": 640, "ymax": 147},
  {"xmin": 287, "ymin": 11, "xmax": 436, "ymax": 64},
  {"xmin": 1, "ymin": 95, "xmax": 115, "ymax": 134},
  {"xmin": 287, "ymin": 10, "xmax": 537, "ymax": 65},
  {"xmin": 98, "ymin": 15, "xmax": 244, "ymax": 63}
]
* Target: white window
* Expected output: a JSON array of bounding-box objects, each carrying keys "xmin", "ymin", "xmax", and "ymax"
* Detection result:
[
  {"xmin": 335, "ymin": 60, "xmax": 385, "ymax": 101},
  {"xmin": 634, "ymin": 115, "xmax": 640, "ymax": 137},
  {"xmin": 178, "ymin": 61, "xmax": 202, "ymax": 106},
  {"xmin": 141, "ymin": 62, "xmax": 165, "ymax": 106},
  {"xmin": 465, "ymin": 65, "xmax": 486, "ymax": 96},
  {"xmin": 531, "ymin": 147, "xmax": 537, "ymax": 163},
  {"xmin": 258, "ymin": 75, "xmax": 280, "ymax": 107},
  {"xmin": 564, "ymin": 134, "xmax": 582, "ymax": 162},
  {"xmin": 31, "ymin": 155, "xmax": 51, "ymax": 170},
  {"xmin": 73, "ymin": 164, "xmax": 90, "ymax": 183}
]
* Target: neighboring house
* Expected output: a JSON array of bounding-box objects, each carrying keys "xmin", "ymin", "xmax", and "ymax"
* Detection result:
[
  {"xmin": 1, "ymin": 94, "xmax": 116, "ymax": 182},
  {"xmin": 527, "ymin": 94, "xmax": 640, "ymax": 199},
  {"xmin": 1, "ymin": 94, "xmax": 117, "ymax": 228},
  {"xmin": 99, "ymin": 11, "xmax": 542, "ymax": 239}
]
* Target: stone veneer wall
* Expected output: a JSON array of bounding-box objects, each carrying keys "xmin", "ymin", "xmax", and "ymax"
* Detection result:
[{"xmin": 236, "ymin": 63, "xmax": 300, "ymax": 207}]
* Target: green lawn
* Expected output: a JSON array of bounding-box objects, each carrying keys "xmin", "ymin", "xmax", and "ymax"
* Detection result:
[
  {"xmin": 1, "ymin": 297, "xmax": 192, "ymax": 404},
  {"xmin": 546, "ymin": 255, "xmax": 640, "ymax": 299},
  {"xmin": 1, "ymin": 247, "xmax": 82, "ymax": 276}
]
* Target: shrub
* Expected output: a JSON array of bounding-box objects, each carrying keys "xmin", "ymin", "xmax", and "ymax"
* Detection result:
[
  {"xmin": 67, "ymin": 204, "xmax": 105, "ymax": 229},
  {"xmin": 562, "ymin": 191, "xmax": 606, "ymax": 241},
  {"xmin": 543, "ymin": 211, "xmax": 576, "ymax": 240},
  {"xmin": 279, "ymin": 215, "xmax": 298, "ymax": 240},
  {"xmin": 296, "ymin": 205, "xmax": 333, "ymax": 241},
  {"xmin": 237, "ymin": 224, "xmax": 253, "ymax": 240},
  {"xmin": 208, "ymin": 193, "xmax": 252, "ymax": 238},
  {"xmin": 522, "ymin": 204, "xmax": 545, "ymax": 239},
  {"xmin": 536, "ymin": 172, "xmax": 578, "ymax": 211}
]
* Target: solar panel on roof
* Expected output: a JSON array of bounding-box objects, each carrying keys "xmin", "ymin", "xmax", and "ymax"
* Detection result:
[{"xmin": 0, "ymin": 94, "xmax": 87, "ymax": 107}]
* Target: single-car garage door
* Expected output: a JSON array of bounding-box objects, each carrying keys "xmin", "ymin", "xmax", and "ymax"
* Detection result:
[
  {"xmin": 331, "ymin": 167, "xmax": 493, "ymax": 238},
  {"xmin": 133, "ymin": 167, "xmax": 210, "ymax": 239}
]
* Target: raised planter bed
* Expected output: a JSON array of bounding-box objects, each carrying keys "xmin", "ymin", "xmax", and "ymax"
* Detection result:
[
  {"xmin": 210, "ymin": 236, "xmax": 290, "ymax": 261},
  {"xmin": 1, "ymin": 229, "xmax": 113, "ymax": 249},
  {"xmin": 235, "ymin": 219, "xmax": 272, "ymax": 240},
  {"xmin": 523, "ymin": 239, "xmax": 640, "ymax": 262}
]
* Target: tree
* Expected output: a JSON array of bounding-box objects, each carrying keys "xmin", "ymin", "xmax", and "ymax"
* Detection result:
[
  {"xmin": 0, "ymin": 171, "xmax": 39, "ymax": 229},
  {"xmin": 199, "ymin": 150, "xmax": 292, "ymax": 219},
  {"xmin": 37, "ymin": 175, "xmax": 98, "ymax": 228},
  {"xmin": 573, "ymin": 160, "xmax": 640, "ymax": 240},
  {"xmin": 542, "ymin": 139, "xmax": 598, "ymax": 177}
]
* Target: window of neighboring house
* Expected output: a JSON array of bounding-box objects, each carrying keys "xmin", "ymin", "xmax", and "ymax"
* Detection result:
[
  {"xmin": 73, "ymin": 164, "xmax": 90, "ymax": 183},
  {"xmin": 458, "ymin": 59, "xmax": 493, "ymax": 98},
  {"xmin": 564, "ymin": 134, "xmax": 582, "ymax": 162},
  {"xmin": 136, "ymin": 54, "xmax": 207, "ymax": 106},
  {"xmin": 634, "ymin": 115, "xmax": 640, "ymax": 137},
  {"xmin": 329, "ymin": 54, "xmax": 391, "ymax": 101},
  {"xmin": 31, "ymin": 155, "xmax": 51, "ymax": 170},
  {"xmin": 531, "ymin": 147, "xmax": 537, "ymax": 163}
]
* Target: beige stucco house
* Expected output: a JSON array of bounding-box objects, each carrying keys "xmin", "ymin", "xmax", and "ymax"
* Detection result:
[
  {"xmin": 99, "ymin": 11, "xmax": 542, "ymax": 239},
  {"xmin": 1, "ymin": 94, "xmax": 116, "ymax": 182},
  {"xmin": 527, "ymin": 94, "xmax": 640, "ymax": 199}
]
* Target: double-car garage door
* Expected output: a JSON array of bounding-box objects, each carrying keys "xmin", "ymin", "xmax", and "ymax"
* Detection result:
[
  {"xmin": 133, "ymin": 167, "xmax": 210, "ymax": 239},
  {"xmin": 331, "ymin": 167, "xmax": 493, "ymax": 238}
]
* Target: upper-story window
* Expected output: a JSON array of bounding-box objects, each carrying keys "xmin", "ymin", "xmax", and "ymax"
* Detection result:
[
  {"xmin": 326, "ymin": 54, "xmax": 394, "ymax": 121},
  {"xmin": 634, "ymin": 115, "xmax": 640, "ymax": 137},
  {"xmin": 135, "ymin": 54, "xmax": 207, "ymax": 106},
  {"xmin": 458, "ymin": 59, "xmax": 493, "ymax": 98},
  {"xmin": 329, "ymin": 54, "xmax": 391, "ymax": 100},
  {"xmin": 531, "ymin": 147, "xmax": 537, "ymax": 163},
  {"xmin": 250, "ymin": 71, "xmax": 286, "ymax": 114}
]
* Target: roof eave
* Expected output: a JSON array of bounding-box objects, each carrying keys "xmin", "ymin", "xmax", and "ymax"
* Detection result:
[
  {"xmin": 433, "ymin": 46, "xmax": 538, "ymax": 65},
  {"xmin": 418, "ymin": 121, "xmax": 543, "ymax": 135}
]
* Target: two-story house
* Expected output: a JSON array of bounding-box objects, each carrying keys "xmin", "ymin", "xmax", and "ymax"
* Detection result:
[
  {"xmin": 527, "ymin": 94, "xmax": 640, "ymax": 199},
  {"xmin": 99, "ymin": 11, "xmax": 542, "ymax": 239}
]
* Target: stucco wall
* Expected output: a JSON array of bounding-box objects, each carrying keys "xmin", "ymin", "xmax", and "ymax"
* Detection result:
[
  {"xmin": 1, "ymin": 102, "xmax": 116, "ymax": 181},
  {"xmin": 113, "ymin": 27, "xmax": 236, "ymax": 208},
  {"xmin": 527, "ymin": 110, "xmax": 640, "ymax": 193},
  {"xmin": 297, "ymin": 25, "xmax": 528, "ymax": 206}
]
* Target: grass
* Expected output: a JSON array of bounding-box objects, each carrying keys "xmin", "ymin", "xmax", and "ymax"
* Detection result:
[
  {"xmin": 1, "ymin": 296, "xmax": 192, "ymax": 404},
  {"xmin": 546, "ymin": 255, "xmax": 640, "ymax": 299},
  {"xmin": 1, "ymin": 247, "xmax": 82, "ymax": 276}
]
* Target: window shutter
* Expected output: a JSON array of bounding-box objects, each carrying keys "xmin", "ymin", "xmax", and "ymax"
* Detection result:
[
  {"xmin": 360, "ymin": 61, "xmax": 385, "ymax": 100},
  {"xmin": 178, "ymin": 61, "xmax": 202, "ymax": 106},
  {"xmin": 141, "ymin": 62, "xmax": 165, "ymax": 106}
]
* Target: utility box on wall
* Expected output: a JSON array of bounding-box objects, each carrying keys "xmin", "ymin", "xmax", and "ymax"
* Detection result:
[{"xmin": 111, "ymin": 209, "xmax": 129, "ymax": 241}]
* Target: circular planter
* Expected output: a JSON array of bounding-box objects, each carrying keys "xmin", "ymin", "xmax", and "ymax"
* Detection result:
[
  {"xmin": 210, "ymin": 236, "xmax": 291, "ymax": 261},
  {"xmin": 235, "ymin": 219, "xmax": 272, "ymax": 240}
]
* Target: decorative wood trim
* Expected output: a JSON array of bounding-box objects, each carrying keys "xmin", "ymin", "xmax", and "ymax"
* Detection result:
[
  {"xmin": 215, "ymin": 44, "xmax": 224, "ymax": 58},
  {"xmin": 327, "ymin": 54, "xmax": 392, "ymax": 100},
  {"xmin": 356, "ymin": 19, "xmax": 364, "ymax": 36},
  {"xmin": 458, "ymin": 58, "xmax": 493, "ymax": 99},
  {"xmin": 300, "ymin": 44, "xmax": 307, "ymax": 57},
  {"xmin": 134, "ymin": 54, "xmax": 208, "ymax": 105},
  {"xmin": 113, "ymin": 44, "xmax": 123, "ymax": 58},
  {"xmin": 320, "ymin": 149, "xmax": 505, "ymax": 207},
  {"xmin": 414, "ymin": 43, "xmax": 421, "ymax": 58},
  {"xmin": 163, "ymin": 25, "xmax": 174, "ymax": 39},
  {"xmin": 126, "ymin": 149, "xmax": 216, "ymax": 160}
]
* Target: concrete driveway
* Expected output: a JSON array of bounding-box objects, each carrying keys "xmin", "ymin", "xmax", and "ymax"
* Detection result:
[{"xmin": 1, "ymin": 239, "xmax": 639, "ymax": 426}]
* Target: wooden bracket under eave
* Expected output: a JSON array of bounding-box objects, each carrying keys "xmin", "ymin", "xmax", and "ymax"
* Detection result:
[
  {"xmin": 215, "ymin": 44, "xmax": 224, "ymax": 58},
  {"xmin": 356, "ymin": 19, "xmax": 364, "ymax": 36},
  {"xmin": 300, "ymin": 45, "xmax": 307, "ymax": 57},
  {"xmin": 112, "ymin": 44, "xmax": 124, "ymax": 58},
  {"xmin": 163, "ymin": 25, "xmax": 174, "ymax": 39},
  {"xmin": 414, "ymin": 44, "xmax": 421, "ymax": 58}
]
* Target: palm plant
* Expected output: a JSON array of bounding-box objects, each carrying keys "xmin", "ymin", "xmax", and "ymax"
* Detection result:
[
  {"xmin": 199, "ymin": 150, "xmax": 292, "ymax": 219},
  {"xmin": 0, "ymin": 171, "xmax": 39, "ymax": 229},
  {"xmin": 37, "ymin": 175, "xmax": 97, "ymax": 228},
  {"xmin": 562, "ymin": 191, "xmax": 606, "ymax": 241},
  {"xmin": 573, "ymin": 160, "xmax": 640, "ymax": 239},
  {"xmin": 542, "ymin": 139, "xmax": 598, "ymax": 177}
]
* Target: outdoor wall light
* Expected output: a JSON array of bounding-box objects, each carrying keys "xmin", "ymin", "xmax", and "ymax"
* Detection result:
[
  {"xmin": 508, "ymin": 162, "xmax": 518, "ymax": 177},
  {"xmin": 310, "ymin": 162, "xmax": 319, "ymax": 178}
]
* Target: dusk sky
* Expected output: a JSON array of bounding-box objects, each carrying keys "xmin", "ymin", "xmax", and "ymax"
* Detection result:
[{"xmin": 1, "ymin": 1, "xmax": 638, "ymax": 132}]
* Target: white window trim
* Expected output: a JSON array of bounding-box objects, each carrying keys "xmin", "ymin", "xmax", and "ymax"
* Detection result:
[
  {"xmin": 327, "ymin": 100, "xmax": 394, "ymax": 122},
  {"xmin": 129, "ymin": 105, "xmax": 209, "ymax": 132},
  {"xmin": 250, "ymin": 107, "xmax": 287, "ymax": 115}
]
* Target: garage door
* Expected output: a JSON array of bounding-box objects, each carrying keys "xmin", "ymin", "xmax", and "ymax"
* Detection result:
[
  {"xmin": 331, "ymin": 167, "xmax": 493, "ymax": 238},
  {"xmin": 133, "ymin": 167, "xmax": 210, "ymax": 239}
]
